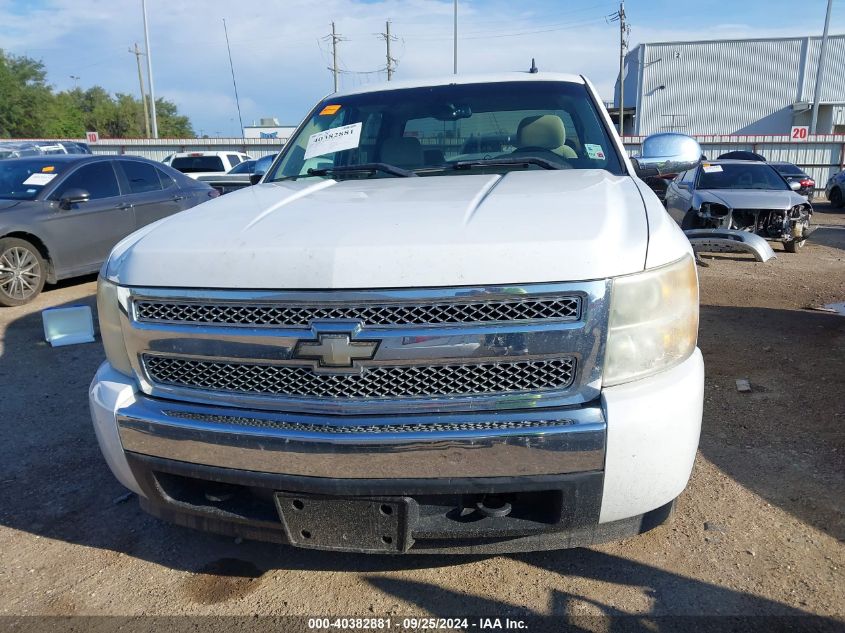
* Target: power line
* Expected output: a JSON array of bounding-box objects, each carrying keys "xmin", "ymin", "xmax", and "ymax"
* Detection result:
[{"xmin": 223, "ymin": 18, "xmax": 245, "ymax": 142}]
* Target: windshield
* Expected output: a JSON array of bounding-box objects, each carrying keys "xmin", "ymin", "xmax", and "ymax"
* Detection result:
[
  {"xmin": 228, "ymin": 160, "xmax": 256, "ymax": 174},
  {"xmin": 267, "ymin": 81, "xmax": 622, "ymax": 181},
  {"xmin": 0, "ymin": 159, "xmax": 71, "ymax": 200},
  {"xmin": 697, "ymin": 163, "xmax": 791, "ymax": 191},
  {"xmin": 172, "ymin": 156, "xmax": 225, "ymax": 173}
]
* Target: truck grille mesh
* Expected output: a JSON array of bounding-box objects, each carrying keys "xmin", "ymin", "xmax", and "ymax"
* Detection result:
[
  {"xmin": 162, "ymin": 410, "xmax": 575, "ymax": 435},
  {"xmin": 134, "ymin": 296, "xmax": 581, "ymax": 327},
  {"xmin": 143, "ymin": 356, "xmax": 576, "ymax": 400}
]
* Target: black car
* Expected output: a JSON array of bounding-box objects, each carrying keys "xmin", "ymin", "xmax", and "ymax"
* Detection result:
[
  {"xmin": 771, "ymin": 162, "xmax": 815, "ymax": 199},
  {"xmin": 0, "ymin": 155, "xmax": 218, "ymax": 306}
]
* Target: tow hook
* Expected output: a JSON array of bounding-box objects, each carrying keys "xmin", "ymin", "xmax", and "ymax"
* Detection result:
[{"xmin": 475, "ymin": 495, "xmax": 512, "ymax": 518}]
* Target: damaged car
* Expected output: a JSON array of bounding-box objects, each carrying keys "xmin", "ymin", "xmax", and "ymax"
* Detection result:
[{"xmin": 664, "ymin": 159, "xmax": 813, "ymax": 256}]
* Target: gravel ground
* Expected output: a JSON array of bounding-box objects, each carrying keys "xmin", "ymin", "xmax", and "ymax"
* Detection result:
[{"xmin": 0, "ymin": 204, "xmax": 843, "ymax": 625}]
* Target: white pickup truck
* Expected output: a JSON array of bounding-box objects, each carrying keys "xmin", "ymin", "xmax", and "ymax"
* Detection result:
[{"xmin": 90, "ymin": 73, "xmax": 704, "ymax": 554}]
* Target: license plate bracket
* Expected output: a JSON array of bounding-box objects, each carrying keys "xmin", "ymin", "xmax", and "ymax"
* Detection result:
[{"xmin": 274, "ymin": 492, "xmax": 414, "ymax": 553}]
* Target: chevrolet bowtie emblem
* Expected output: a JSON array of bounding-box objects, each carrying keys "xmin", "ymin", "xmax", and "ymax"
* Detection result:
[{"xmin": 293, "ymin": 334, "xmax": 379, "ymax": 368}]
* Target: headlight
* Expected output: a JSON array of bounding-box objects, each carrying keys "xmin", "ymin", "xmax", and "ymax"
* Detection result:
[
  {"xmin": 604, "ymin": 255, "xmax": 699, "ymax": 387},
  {"xmin": 96, "ymin": 277, "xmax": 133, "ymax": 376}
]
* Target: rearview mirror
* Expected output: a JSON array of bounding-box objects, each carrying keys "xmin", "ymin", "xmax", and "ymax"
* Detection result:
[
  {"xmin": 249, "ymin": 173, "xmax": 263, "ymax": 186},
  {"xmin": 789, "ymin": 181, "xmax": 801, "ymax": 191},
  {"xmin": 59, "ymin": 188, "xmax": 90, "ymax": 210},
  {"xmin": 632, "ymin": 133, "xmax": 702, "ymax": 178}
]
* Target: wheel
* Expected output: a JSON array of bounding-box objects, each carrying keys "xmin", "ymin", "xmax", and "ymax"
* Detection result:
[
  {"xmin": 0, "ymin": 238, "xmax": 47, "ymax": 306},
  {"xmin": 829, "ymin": 186, "xmax": 843, "ymax": 208},
  {"xmin": 784, "ymin": 216, "xmax": 811, "ymax": 253}
]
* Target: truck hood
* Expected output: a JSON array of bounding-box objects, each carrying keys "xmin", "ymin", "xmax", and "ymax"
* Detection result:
[
  {"xmin": 697, "ymin": 188, "xmax": 805, "ymax": 210},
  {"xmin": 111, "ymin": 170, "xmax": 648, "ymax": 288}
]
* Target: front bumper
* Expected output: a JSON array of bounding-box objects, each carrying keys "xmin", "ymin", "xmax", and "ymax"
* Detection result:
[{"xmin": 89, "ymin": 349, "xmax": 703, "ymax": 552}]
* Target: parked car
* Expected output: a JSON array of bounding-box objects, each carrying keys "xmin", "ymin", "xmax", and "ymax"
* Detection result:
[
  {"xmin": 169, "ymin": 151, "xmax": 252, "ymax": 179},
  {"xmin": 198, "ymin": 153, "xmax": 278, "ymax": 195},
  {"xmin": 0, "ymin": 141, "xmax": 91, "ymax": 159},
  {"xmin": 771, "ymin": 161, "xmax": 815, "ymax": 199},
  {"xmin": 0, "ymin": 155, "xmax": 218, "ymax": 306},
  {"xmin": 91, "ymin": 72, "xmax": 705, "ymax": 554},
  {"xmin": 825, "ymin": 169, "xmax": 845, "ymax": 207},
  {"xmin": 717, "ymin": 150, "xmax": 766, "ymax": 162},
  {"xmin": 665, "ymin": 159, "xmax": 812, "ymax": 253}
]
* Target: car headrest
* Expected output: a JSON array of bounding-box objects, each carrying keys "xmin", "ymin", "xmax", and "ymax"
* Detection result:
[
  {"xmin": 381, "ymin": 137, "xmax": 424, "ymax": 168},
  {"xmin": 516, "ymin": 115, "xmax": 566, "ymax": 150}
]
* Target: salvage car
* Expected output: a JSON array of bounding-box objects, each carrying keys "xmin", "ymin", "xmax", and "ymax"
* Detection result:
[
  {"xmin": 665, "ymin": 159, "xmax": 812, "ymax": 254},
  {"xmin": 0, "ymin": 155, "xmax": 217, "ymax": 306},
  {"xmin": 90, "ymin": 73, "xmax": 704, "ymax": 554}
]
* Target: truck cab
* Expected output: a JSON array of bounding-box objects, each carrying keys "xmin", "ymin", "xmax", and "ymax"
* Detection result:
[{"xmin": 90, "ymin": 73, "xmax": 704, "ymax": 554}]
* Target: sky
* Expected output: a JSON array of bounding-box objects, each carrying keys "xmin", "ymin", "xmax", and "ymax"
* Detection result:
[{"xmin": 2, "ymin": 0, "xmax": 845, "ymax": 136}]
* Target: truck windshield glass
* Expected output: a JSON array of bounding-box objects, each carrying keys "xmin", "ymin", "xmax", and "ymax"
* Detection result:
[
  {"xmin": 697, "ymin": 163, "xmax": 791, "ymax": 191},
  {"xmin": 267, "ymin": 81, "xmax": 623, "ymax": 181},
  {"xmin": 0, "ymin": 159, "xmax": 71, "ymax": 200}
]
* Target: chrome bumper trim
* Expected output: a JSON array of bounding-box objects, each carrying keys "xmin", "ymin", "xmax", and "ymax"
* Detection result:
[
  {"xmin": 119, "ymin": 281, "xmax": 610, "ymax": 415},
  {"xmin": 117, "ymin": 396, "xmax": 606, "ymax": 479}
]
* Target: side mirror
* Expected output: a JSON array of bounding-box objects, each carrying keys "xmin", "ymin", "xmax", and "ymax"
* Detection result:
[
  {"xmin": 789, "ymin": 181, "xmax": 801, "ymax": 191},
  {"xmin": 632, "ymin": 132, "xmax": 702, "ymax": 179},
  {"xmin": 249, "ymin": 173, "xmax": 263, "ymax": 186},
  {"xmin": 59, "ymin": 188, "xmax": 90, "ymax": 210}
]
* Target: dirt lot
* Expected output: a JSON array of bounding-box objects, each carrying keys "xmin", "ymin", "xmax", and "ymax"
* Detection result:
[{"xmin": 0, "ymin": 205, "xmax": 843, "ymax": 626}]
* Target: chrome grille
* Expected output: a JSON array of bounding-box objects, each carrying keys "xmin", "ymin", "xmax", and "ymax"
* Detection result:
[
  {"xmin": 144, "ymin": 356, "xmax": 576, "ymax": 400},
  {"xmin": 162, "ymin": 410, "xmax": 575, "ymax": 434},
  {"xmin": 134, "ymin": 296, "xmax": 581, "ymax": 328}
]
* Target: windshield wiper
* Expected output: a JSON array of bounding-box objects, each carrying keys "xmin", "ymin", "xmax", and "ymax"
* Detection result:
[
  {"xmin": 450, "ymin": 156, "xmax": 567, "ymax": 171},
  {"xmin": 276, "ymin": 163, "xmax": 416, "ymax": 181}
]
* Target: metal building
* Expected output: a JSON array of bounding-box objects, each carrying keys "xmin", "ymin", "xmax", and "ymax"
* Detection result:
[{"xmin": 614, "ymin": 35, "xmax": 845, "ymax": 136}]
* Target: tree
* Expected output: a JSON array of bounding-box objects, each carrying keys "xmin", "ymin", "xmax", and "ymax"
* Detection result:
[
  {"xmin": 0, "ymin": 51, "xmax": 52, "ymax": 137},
  {"xmin": 0, "ymin": 49, "xmax": 194, "ymax": 138}
]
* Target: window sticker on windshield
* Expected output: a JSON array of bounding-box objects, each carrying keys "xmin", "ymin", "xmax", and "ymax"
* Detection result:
[
  {"xmin": 319, "ymin": 104, "xmax": 342, "ymax": 116},
  {"xmin": 584, "ymin": 143, "xmax": 605, "ymax": 160},
  {"xmin": 304, "ymin": 122, "xmax": 363, "ymax": 159},
  {"xmin": 702, "ymin": 164, "xmax": 723, "ymax": 173},
  {"xmin": 22, "ymin": 173, "xmax": 56, "ymax": 186},
  {"xmin": 42, "ymin": 165, "xmax": 55, "ymax": 173}
]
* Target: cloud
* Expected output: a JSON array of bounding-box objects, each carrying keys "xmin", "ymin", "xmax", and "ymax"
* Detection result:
[{"xmin": 1, "ymin": 0, "xmax": 842, "ymax": 134}]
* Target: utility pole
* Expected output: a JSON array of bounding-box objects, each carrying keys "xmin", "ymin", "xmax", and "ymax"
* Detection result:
[
  {"xmin": 129, "ymin": 43, "xmax": 151, "ymax": 138},
  {"xmin": 223, "ymin": 19, "xmax": 245, "ymax": 142},
  {"xmin": 453, "ymin": 0, "xmax": 458, "ymax": 74},
  {"xmin": 380, "ymin": 20, "xmax": 397, "ymax": 80},
  {"xmin": 331, "ymin": 22, "xmax": 340, "ymax": 92},
  {"xmin": 811, "ymin": 0, "xmax": 833, "ymax": 134},
  {"xmin": 141, "ymin": 0, "xmax": 158, "ymax": 138},
  {"xmin": 611, "ymin": 2, "xmax": 630, "ymax": 136}
]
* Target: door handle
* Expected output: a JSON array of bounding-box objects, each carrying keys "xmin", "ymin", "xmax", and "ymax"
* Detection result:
[
  {"xmin": 117, "ymin": 203, "xmax": 134, "ymax": 210},
  {"xmin": 172, "ymin": 195, "xmax": 187, "ymax": 201}
]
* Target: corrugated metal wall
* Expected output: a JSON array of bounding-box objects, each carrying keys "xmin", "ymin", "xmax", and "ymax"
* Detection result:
[{"xmin": 622, "ymin": 36, "xmax": 845, "ymax": 136}]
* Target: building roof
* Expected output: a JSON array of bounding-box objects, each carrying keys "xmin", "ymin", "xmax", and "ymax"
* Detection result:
[{"xmin": 630, "ymin": 33, "xmax": 845, "ymax": 49}]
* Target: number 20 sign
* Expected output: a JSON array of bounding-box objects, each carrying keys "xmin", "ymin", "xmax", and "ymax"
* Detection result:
[{"xmin": 790, "ymin": 126, "xmax": 809, "ymax": 142}]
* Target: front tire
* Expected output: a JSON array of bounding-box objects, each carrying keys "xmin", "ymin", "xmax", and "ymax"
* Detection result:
[
  {"xmin": 830, "ymin": 186, "xmax": 843, "ymax": 208},
  {"xmin": 0, "ymin": 238, "xmax": 47, "ymax": 306}
]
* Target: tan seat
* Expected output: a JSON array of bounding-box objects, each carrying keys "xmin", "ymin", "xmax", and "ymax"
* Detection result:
[
  {"xmin": 381, "ymin": 137, "xmax": 424, "ymax": 169},
  {"xmin": 515, "ymin": 115, "xmax": 578, "ymax": 159}
]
